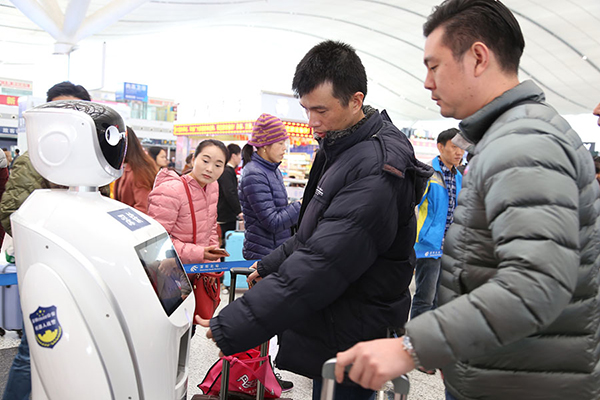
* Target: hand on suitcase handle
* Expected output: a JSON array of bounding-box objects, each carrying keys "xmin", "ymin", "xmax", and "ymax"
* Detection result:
[
  {"xmin": 322, "ymin": 358, "xmax": 409, "ymax": 395},
  {"xmin": 334, "ymin": 337, "xmax": 415, "ymax": 391},
  {"xmin": 246, "ymin": 262, "xmax": 262, "ymax": 288}
]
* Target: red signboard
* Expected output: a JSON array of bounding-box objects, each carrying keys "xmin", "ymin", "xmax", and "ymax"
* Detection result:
[
  {"xmin": 0, "ymin": 95, "xmax": 18, "ymax": 106},
  {"xmin": 174, "ymin": 120, "xmax": 313, "ymax": 139}
]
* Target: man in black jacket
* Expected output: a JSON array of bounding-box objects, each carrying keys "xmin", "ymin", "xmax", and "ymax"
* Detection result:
[
  {"xmin": 198, "ymin": 40, "xmax": 431, "ymax": 400},
  {"xmin": 217, "ymin": 143, "xmax": 242, "ymax": 241}
]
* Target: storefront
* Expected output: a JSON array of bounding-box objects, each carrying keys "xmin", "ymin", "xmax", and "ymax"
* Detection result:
[{"xmin": 173, "ymin": 120, "xmax": 316, "ymax": 181}]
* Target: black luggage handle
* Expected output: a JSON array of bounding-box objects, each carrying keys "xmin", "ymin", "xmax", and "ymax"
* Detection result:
[
  {"xmin": 321, "ymin": 358, "xmax": 409, "ymax": 400},
  {"xmin": 228, "ymin": 267, "xmax": 253, "ymax": 305},
  {"xmin": 219, "ymin": 268, "xmax": 268, "ymax": 400}
]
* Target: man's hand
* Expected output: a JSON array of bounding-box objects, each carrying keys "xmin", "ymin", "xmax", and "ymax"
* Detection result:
[
  {"xmin": 246, "ymin": 261, "xmax": 262, "ymax": 288},
  {"xmin": 195, "ymin": 315, "xmax": 212, "ymax": 338},
  {"xmin": 195, "ymin": 315, "xmax": 224, "ymax": 357},
  {"xmin": 334, "ymin": 337, "xmax": 416, "ymax": 390}
]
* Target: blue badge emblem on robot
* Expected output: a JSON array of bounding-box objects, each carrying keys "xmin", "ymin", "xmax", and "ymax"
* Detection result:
[{"xmin": 29, "ymin": 306, "xmax": 63, "ymax": 349}]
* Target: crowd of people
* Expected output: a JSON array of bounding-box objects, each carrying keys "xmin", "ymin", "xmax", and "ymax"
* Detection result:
[{"xmin": 1, "ymin": 0, "xmax": 600, "ymax": 399}]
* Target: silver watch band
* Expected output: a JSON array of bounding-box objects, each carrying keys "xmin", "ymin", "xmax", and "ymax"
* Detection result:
[{"xmin": 402, "ymin": 335, "xmax": 422, "ymax": 368}]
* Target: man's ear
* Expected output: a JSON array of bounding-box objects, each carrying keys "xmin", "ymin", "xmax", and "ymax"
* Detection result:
[
  {"xmin": 471, "ymin": 41, "xmax": 490, "ymax": 77},
  {"xmin": 351, "ymin": 91, "xmax": 365, "ymax": 113}
]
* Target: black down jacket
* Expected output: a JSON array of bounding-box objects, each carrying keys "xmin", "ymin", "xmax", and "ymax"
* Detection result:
[{"xmin": 210, "ymin": 110, "xmax": 433, "ymax": 378}]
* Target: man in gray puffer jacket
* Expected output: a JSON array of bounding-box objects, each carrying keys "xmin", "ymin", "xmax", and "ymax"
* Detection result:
[{"xmin": 335, "ymin": 1, "xmax": 600, "ymax": 399}]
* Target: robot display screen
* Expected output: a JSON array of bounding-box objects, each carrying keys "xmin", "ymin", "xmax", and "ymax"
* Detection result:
[{"xmin": 135, "ymin": 233, "xmax": 192, "ymax": 316}]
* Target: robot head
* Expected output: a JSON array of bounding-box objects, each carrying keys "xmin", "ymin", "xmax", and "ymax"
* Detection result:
[{"xmin": 24, "ymin": 101, "xmax": 127, "ymax": 187}]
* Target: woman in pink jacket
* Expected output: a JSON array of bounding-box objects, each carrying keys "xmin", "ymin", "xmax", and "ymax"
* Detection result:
[{"xmin": 148, "ymin": 139, "xmax": 228, "ymax": 264}]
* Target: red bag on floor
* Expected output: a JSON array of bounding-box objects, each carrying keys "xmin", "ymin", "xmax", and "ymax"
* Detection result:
[{"xmin": 198, "ymin": 349, "xmax": 282, "ymax": 398}]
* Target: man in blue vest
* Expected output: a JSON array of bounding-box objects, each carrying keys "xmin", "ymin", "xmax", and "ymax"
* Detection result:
[
  {"xmin": 412, "ymin": 129, "xmax": 463, "ymax": 318},
  {"xmin": 411, "ymin": 128, "xmax": 463, "ymax": 375}
]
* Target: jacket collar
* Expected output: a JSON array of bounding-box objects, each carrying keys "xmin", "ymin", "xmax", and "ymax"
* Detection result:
[
  {"xmin": 433, "ymin": 156, "xmax": 458, "ymax": 175},
  {"xmin": 320, "ymin": 108, "xmax": 382, "ymax": 160},
  {"xmin": 156, "ymin": 168, "xmax": 207, "ymax": 191},
  {"xmin": 459, "ymin": 80, "xmax": 545, "ymax": 145},
  {"xmin": 251, "ymin": 152, "xmax": 280, "ymax": 171}
]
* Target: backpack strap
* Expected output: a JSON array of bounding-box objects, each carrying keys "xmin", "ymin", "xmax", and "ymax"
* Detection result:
[{"xmin": 180, "ymin": 175, "xmax": 197, "ymax": 245}]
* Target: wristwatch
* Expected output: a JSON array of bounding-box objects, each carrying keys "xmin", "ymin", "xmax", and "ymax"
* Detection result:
[{"xmin": 402, "ymin": 335, "xmax": 422, "ymax": 368}]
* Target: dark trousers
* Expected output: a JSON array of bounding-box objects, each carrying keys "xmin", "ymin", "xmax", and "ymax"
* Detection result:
[
  {"xmin": 3, "ymin": 331, "xmax": 31, "ymax": 400},
  {"xmin": 411, "ymin": 257, "xmax": 442, "ymax": 319}
]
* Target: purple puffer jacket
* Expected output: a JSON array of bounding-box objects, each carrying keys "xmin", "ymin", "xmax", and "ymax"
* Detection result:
[{"xmin": 239, "ymin": 153, "xmax": 300, "ymax": 259}]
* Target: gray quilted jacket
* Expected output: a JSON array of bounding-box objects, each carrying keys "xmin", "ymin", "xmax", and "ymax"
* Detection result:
[{"xmin": 405, "ymin": 80, "xmax": 600, "ymax": 400}]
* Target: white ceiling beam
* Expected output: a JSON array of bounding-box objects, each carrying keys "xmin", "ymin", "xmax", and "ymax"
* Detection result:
[
  {"xmin": 63, "ymin": 0, "xmax": 92, "ymax": 40},
  {"xmin": 39, "ymin": 0, "xmax": 64, "ymax": 30},
  {"xmin": 10, "ymin": 0, "xmax": 64, "ymax": 41},
  {"xmin": 73, "ymin": 0, "xmax": 151, "ymax": 43}
]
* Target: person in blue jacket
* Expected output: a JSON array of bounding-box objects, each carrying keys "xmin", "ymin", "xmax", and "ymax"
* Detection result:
[
  {"xmin": 238, "ymin": 114, "xmax": 301, "ymax": 260},
  {"xmin": 412, "ymin": 128, "xmax": 464, "ymax": 337}
]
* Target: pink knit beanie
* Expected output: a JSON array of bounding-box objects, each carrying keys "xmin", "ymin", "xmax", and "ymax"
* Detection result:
[{"xmin": 248, "ymin": 113, "xmax": 289, "ymax": 147}]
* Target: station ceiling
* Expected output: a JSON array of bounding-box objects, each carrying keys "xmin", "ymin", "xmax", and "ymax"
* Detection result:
[{"xmin": 0, "ymin": 0, "xmax": 599, "ymax": 122}]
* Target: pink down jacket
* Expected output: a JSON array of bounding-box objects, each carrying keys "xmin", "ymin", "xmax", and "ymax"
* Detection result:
[{"xmin": 147, "ymin": 169, "xmax": 219, "ymax": 264}]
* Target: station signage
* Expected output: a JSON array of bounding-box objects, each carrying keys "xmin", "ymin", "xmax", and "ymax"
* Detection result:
[
  {"xmin": 116, "ymin": 82, "xmax": 148, "ymax": 102},
  {"xmin": 174, "ymin": 120, "xmax": 313, "ymax": 139},
  {"xmin": 0, "ymin": 126, "xmax": 18, "ymax": 135},
  {"xmin": 0, "ymin": 78, "xmax": 33, "ymax": 96},
  {"xmin": 0, "ymin": 95, "xmax": 18, "ymax": 106},
  {"xmin": 175, "ymin": 121, "xmax": 254, "ymax": 136}
]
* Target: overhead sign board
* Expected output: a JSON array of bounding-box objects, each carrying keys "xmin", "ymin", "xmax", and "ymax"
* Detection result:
[
  {"xmin": 116, "ymin": 82, "xmax": 148, "ymax": 102},
  {"xmin": 174, "ymin": 120, "xmax": 312, "ymax": 139}
]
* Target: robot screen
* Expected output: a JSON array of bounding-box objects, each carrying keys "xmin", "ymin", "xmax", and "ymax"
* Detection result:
[{"xmin": 135, "ymin": 233, "xmax": 192, "ymax": 316}]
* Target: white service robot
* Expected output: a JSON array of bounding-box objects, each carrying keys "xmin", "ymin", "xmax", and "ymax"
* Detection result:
[{"xmin": 11, "ymin": 101, "xmax": 194, "ymax": 400}]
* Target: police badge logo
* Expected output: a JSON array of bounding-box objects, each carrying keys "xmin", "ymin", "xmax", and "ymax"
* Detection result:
[{"xmin": 29, "ymin": 306, "xmax": 63, "ymax": 349}]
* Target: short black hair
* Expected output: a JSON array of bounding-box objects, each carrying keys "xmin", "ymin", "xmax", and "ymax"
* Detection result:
[
  {"xmin": 226, "ymin": 143, "xmax": 241, "ymax": 162},
  {"xmin": 46, "ymin": 81, "xmax": 91, "ymax": 102},
  {"xmin": 292, "ymin": 40, "xmax": 367, "ymax": 106},
  {"xmin": 437, "ymin": 128, "xmax": 460, "ymax": 145},
  {"xmin": 423, "ymin": 0, "xmax": 524, "ymax": 74}
]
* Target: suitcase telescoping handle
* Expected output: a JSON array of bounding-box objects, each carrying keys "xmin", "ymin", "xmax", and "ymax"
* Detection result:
[
  {"xmin": 320, "ymin": 358, "xmax": 409, "ymax": 400},
  {"xmin": 219, "ymin": 342, "xmax": 269, "ymax": 400},
  {"xmin": 228, "ymin": 267, "xmax": 253, "ymax": 304},
  {"xmin": 219, "ymin": 267, "xmax": 269, "ymax": 400}
]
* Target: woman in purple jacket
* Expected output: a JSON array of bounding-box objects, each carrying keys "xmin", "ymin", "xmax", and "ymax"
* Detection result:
[{"xmin": 239, "ymin": 114, "xmax": 301, "ymax": 260}]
